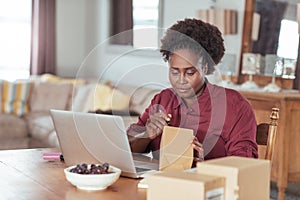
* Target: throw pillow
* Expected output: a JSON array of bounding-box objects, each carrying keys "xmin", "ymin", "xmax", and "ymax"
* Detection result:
[
  {"xmin": 1, "ymin": 80, "xmax": 33, "ymax": 116},
  {"xmin": 30, "ymin": 82, "xmax": 73, "ymax": 112},
  {"xmin": 40, "ymin": 73, "xmax": 86, "ymax": 86},
  {"xmin": 91, "ymin": 83, "xmax": 131, "ymax": 112}
]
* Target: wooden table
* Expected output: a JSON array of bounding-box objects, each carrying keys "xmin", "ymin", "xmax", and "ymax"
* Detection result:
[
  {"xmin": 0, "ymin": 148, "xmax": 146, "ymax": 200},
  {"xmin": 240, "ymin": 90, "xmax": 300, "ymax": 200}
]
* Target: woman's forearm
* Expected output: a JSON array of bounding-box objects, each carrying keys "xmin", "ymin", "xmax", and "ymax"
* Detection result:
[{"xmin": 128, "ymin": 133, "xmax": 152, "ymax": 153}]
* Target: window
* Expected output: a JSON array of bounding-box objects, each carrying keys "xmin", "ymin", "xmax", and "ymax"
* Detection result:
[
  {"xmin": 0, "ymin": 0, "xmax": 31, "ymax": 81},
  {"xmin": 132, "ymin": 0, "xmax": 160, "ymax": 48},
  {"xmin": 110, "ymin": 0, "xmax": 160, "ymax": 49}
]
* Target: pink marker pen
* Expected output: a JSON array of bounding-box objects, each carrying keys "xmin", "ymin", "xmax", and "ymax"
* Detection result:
[{"xmin": 43, "ymin": 152, "xmax": 64, "ymax": 161}]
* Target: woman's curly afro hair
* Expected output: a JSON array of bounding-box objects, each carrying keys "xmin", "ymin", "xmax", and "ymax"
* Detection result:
[{"xmin": 160, "ymin": 18, "xmax": 225, "ymax": 74}]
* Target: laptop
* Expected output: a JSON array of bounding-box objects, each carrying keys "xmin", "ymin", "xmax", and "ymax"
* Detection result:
[{"xmin": 50, "ymin": 109, "xmax": 158, "ymax": 178}]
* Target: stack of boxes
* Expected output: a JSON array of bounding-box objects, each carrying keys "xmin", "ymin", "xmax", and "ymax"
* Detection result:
[{"xmin": 147, "ymin": 156, "xmax": 270, "ymax": 200}]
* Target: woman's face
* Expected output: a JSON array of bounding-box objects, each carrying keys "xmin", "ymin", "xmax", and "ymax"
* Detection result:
[{"xmin": 168, "ymin": 49, "xmax": 206, "ymax": 100}]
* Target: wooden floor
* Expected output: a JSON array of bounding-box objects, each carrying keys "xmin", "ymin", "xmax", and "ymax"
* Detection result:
[
  {"xmin": 271, "ymin": 182, "xmax": 300, "ymax": 199},
  {"xmin": 285, "ymin": 183, "xmax": 300, "ymax": 197}
]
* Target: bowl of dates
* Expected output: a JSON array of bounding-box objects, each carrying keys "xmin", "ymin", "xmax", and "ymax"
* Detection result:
[{"xmin": 64, "ymin": 163, "xmax": 121, "ymax": 190}]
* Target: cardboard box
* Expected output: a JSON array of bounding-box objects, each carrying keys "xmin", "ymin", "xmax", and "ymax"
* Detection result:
[
  {"xmin": 147, "ymin": 171, "xmax": 225, "ymax": 200},
  {"xmin": 197, "ymin": 156, "xmax": 270, "ymax": 200}
]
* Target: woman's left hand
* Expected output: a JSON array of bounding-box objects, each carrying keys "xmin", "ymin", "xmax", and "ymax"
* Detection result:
[{"xmin": 191, "ymin": 137, "xmax": 204, "ymax": 162}]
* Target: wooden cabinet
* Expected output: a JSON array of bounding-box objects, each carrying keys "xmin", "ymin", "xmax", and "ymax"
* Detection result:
[{"xmin": 239, "ymin": 90, "xmax": 300, "ymax": 200}]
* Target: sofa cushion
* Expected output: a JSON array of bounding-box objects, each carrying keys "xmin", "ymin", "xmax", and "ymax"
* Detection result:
[
  {"xmin": 0, "ymin": 113, "xmax": 28, "ymax": 138},
  {"xmin": 25, "ymin": 112, "xmax": 55, "ymax": 140},
  {"xmin": 71, "ymin": 83, "xmax": 95, "ymax": 112},
  {"xmin": 30, "ymin": 82, "xmax": 73, "ymax": 112},
  {"xmin": 25, "ymin": 112, "xmax": 59, "ymax": 148},
  {"xmin": 128, "ymin": 86, "xmax": 161, "ymax": 114},
  {"xmin": 115, "ymin": 84, "xmax": 162, "ymax": 114},
  {"xmin": 1, "ymin": 80, "xmax": 33, "ymax": 116},
  {"xmin": 29, "ymin": 130, "xmax": 59, "ymax": 148},
  {"xmin": 0, "ymin": 138, "xmax": 30, "ymax": 150},
  {"xmin": 122, "ymin": 116, "xmax": 139, "ymax": 129}
]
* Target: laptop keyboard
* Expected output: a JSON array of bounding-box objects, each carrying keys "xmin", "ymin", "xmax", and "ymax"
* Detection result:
[{"xmin": 135, "ymin": 167, "xmax": 152, "ymax": 173}]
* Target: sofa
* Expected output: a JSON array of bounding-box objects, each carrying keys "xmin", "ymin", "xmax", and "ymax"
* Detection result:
[{"xmin": 0, "ymin": 74, "xmax": 161, "ymax": 150}]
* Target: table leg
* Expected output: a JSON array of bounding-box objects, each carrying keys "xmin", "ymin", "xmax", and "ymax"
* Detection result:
[{"xmin": 277, "ymin": 186, "xmax": 286, "ymax": 200}]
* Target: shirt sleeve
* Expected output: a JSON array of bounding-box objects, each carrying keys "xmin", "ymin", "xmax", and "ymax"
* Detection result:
[
  {"xmin": 126, "ymin": 92, "xmax": 162, "ymax": 136},
  {"xmin": 225, "ymin": 95, "xmax": 258, "ymax": 158},
  {"xmin": 126, "ymin": 90, "xmax": 171, "ymax": 156}
]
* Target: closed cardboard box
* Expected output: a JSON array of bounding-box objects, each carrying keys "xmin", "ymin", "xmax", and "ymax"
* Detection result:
[
  {"xmin": 147, "ymin": 171, "xmax": 225, "ymax": 200},
  {"xmin": 197, "ymin": 156, "xmax": 270, "ymax": 200}
]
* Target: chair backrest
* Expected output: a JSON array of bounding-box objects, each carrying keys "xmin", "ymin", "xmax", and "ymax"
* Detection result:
[{"xmin": 256, "ymin": 108, "xmax": 280, "ymax": 160}]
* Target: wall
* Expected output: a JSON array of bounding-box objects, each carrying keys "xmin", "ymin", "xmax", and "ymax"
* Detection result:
[
  {"xmin": 56, "ymin": 0, "xmax": 246, "ymax": 88},
  {"xmin": 56, "ymin": 0, "xmax": 86, "ymax": 77},
  {"xmin": 56, "ymin": 0, "xmax": 108, "ymax": 78}
]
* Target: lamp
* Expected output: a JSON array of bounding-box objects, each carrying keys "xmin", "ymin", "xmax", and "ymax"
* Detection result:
[
  {"xmin": 240, "ymin": 53, "xmax": 260, "ymax": 90},
  {"xmin": 196, "ymin": 8, "xmax": 238, "ymax": 35},
  {"xmin": 263, "ymin": 59, "xmax": 282, "ymax": 92}
]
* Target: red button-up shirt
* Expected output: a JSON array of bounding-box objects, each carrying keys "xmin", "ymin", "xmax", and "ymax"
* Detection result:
[{"xmin": 127, "ymin": 82, "xmax": 258, "ymax": 160}]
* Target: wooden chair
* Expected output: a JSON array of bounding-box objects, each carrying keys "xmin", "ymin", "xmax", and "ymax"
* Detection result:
[{"xmin": 256, "ymin": 108, "xmax": 280, "ymax": 160}]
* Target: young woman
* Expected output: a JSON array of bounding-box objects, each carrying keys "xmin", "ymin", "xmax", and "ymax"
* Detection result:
[{"xmin": 127, "ymin": 18, "xmax": 258, "ymax": 166}]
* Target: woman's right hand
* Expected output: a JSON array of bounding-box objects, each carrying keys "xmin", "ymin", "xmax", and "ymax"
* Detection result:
[{"xmin": 145, "ymin": 110, "xmax": 171, "ymax": 140}]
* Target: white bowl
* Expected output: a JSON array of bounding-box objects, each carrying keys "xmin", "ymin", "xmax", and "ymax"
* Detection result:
[{"xmin": 64, "ymin": 164, "xmax": 121, "ymax": 191}]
